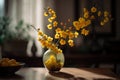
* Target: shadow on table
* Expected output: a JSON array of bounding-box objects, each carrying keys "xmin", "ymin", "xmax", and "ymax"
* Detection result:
[
  {"xmin": 76, "ymin": 68, "xmax": 118, "ymax": 80},
  {"xmin": 49, "ymin": 72, "xmax": 86, "ymax": 80},
  {"xmin": 77, "ymin": 68, "xmax": 116, "ymax": 77}
]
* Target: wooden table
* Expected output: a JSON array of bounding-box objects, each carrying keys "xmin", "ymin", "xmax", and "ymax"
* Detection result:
[{"xmin": 0, "ymin": 67, "xmax": 119, "ymax": 80}]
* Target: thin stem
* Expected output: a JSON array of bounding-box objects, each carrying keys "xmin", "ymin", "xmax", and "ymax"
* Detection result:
[
  {"xmin": 55, "ymin": 52, "xmax": 60, "ymax": 62},
  {"xmin": 55, "ymin": 39, "xmax": 60, "ymax": 46},
  {"xmin": 30, "ymin": 25, "xmax": 38, "ymax": 32}
]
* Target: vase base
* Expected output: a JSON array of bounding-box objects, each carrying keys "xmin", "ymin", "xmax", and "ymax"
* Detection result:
[{"xmin": 47, "ymin": 68, "xmax": 61, "ymax": 72}]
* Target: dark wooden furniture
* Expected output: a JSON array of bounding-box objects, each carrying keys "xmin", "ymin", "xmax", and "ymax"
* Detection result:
[
  {"xmin": 0, "ymin": 67, "xmax": 119, "ymax": 80},
  {"xmin": 4, "ymin": 54, "xmax": 120, "ymax": 67},
  {"xmin": 3, "ymin": 53, "xmax": 120, "ymax": 75}
]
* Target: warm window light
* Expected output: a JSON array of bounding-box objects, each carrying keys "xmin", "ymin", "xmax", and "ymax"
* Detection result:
[{"xmin": 0, "ymin": 0, "xmax": 4, "ymax": 16}]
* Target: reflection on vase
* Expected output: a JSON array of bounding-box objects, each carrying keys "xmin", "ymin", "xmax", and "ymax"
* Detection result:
[{"xmin": 43, "ymin": 49, "xmax": 65, "ymax": 72}]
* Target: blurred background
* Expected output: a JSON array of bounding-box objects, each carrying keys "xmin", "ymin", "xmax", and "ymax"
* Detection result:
[{"xmin": 0, "ymin": 0, "xmax": 120, "ymax": 74}]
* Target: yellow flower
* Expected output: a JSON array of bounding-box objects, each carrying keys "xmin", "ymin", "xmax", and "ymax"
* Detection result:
[
  {"xmin": 84, "ymin": 12, "xmax": 89, "ymax": 18},
  {"xmin": 51, "ymin": 16, "xmax": 56, "ymax": 20},
  {"xmin": 74, "ymin": 31, "xmax": 79, "ymax": 38},
  {"xmin": 47, "ymin": 24, "xmax": 52, "ymax": 29},
  {"xmin": 73, "ymin": 21, "xmax": 80, "ymax": 30},
  {"xmin": 60, "ymin": 39, "xmax": 66, "ymax": 45},
  {"xmin": 50, "ymin": 44, "xmax": 56, "ymax": 50},
  {"xmin": 86, "ymin": 20, "xmax": 91, "ymax": 25},
  {"xmin": 46, "ymin": 42, "xmax": 51, "ymax": 48},
  {"xmin": 36, "ymin": 7, "xmax": 111, "ymax": 55},
  {"xmin": 48, "ymin": 18, "xmax": 53, "ymax": 23},
  {"xmin": 48, "ymin": 8, "xmax": 53, "ymax": 14},
  {"xmin": 98, "ymin": 11, "xmax": 101, "ymax": 16},
  {"xmin": 47, "ymin": 37, "xmax": 53, "ymax": 42},
  {"xmin": 66, "ymin": 29, "xmax": 70, "ymax": 34},
  {"xmin": 53, "ymin": 21, "xmax": 58, "ymax": 27},
  {"xmin": 38, "ymin": 30, "xmax": 43, "ymax": 36},
  {"xmin": 83, "ymin": 8, "xmax": 87, "ymax": 13},
  {"xmin": 57, "ymin": 49, "xmax": 62, "ymax": 53},
  {"xmin": 90, "ymin": 15, "xmax": 95, "ymax": 19},
  {"xmin": 73, "ymin": 18, "xmax": 89, "ymax": 30},
  {"xmin": 104, "ymin": 17, "xmax": 109, "ymax": 23},
  {"xmin": 52, "ymin": 14, "xmax": 57, "ymax": 19},
  {"xmin": 55, "ymin": 33, "xmax": 60, "ymax": 39},
  {"xmin": 81, "ymin": 29, "xmax": 89, "ymax": 36},
  {"xmin": 60, "ymin": 31, "xmax": 67, "ymax": 38},
  {"xmin": 43, "ymin": 34, "xmax": 48, "ymax": 39},
  {"xmin": 91, "ymin": 7, "xmax": 97, "ymax": 13},
  {"xmin": 100, "ymin": 21, "xmax": 105, "ymax": 26},
  {"xmin": 44, "ymin": 41, "xmax": 49, "ymax": 47},
  {"xmin": 79, "ymin": 22, "xmax": 86, "ymax": 28},
  {"xmin": 69, "ymin": 32, "xmax": 74, "ymax": 39},
  {"xmin": 104, "ymin": 11, "xmax": 109, "ymax": 17},
  {"xmin": 79, "ymin": 17, "xmax": 85, "ymax": 22},
  {"xmin": 68, "ymin": 39, "xmax": 74, "ymax": 47},
  {"xmin": 44, "ymin": 12, "xmax": 48, "ymax": 16},
  {"xmin": 41, "ymin": 40, "xmax": 46, "ymax": 48},
  {"xmin": 55, "ymin": 28, "xmax": 61, "ymax": 33}
]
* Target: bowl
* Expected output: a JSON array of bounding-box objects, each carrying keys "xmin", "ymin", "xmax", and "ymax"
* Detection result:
[{"xmin": 0, "ymin": 62, "xmax": 25, "ymax": 76}]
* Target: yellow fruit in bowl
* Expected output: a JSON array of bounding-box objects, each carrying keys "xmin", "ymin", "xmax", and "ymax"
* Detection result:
[
  {"xmin": 0, "ymin": 58, "xmax": 25, "ymax": 75},
  {"xmin": 0, "ymin": 58, "xmax": 20, "ymax": 67}
]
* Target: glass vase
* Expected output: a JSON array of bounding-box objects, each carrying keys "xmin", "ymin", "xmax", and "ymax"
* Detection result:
[{"xmin": 43, "ymin": 49, "xmax": 65, "ymax": 72}]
